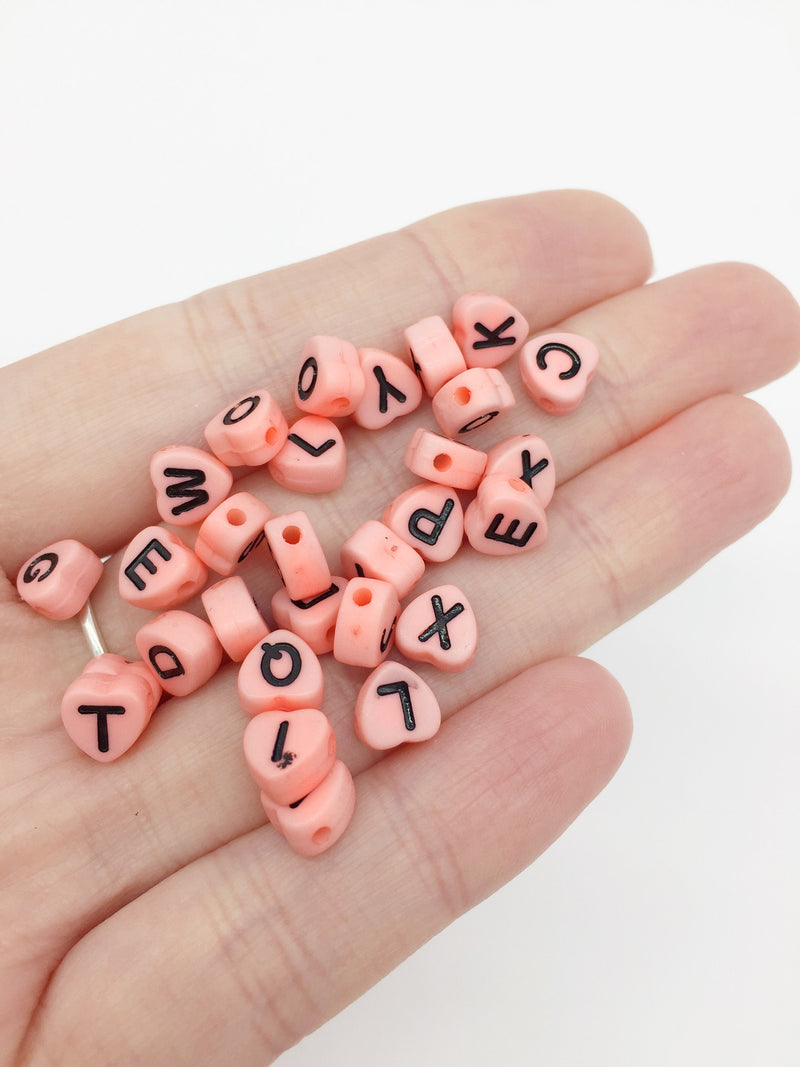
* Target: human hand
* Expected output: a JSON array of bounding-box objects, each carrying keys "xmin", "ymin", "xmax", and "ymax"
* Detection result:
[{"xmin": 1, "ymin": 190, "xmax": 796, "ymax": 1064}]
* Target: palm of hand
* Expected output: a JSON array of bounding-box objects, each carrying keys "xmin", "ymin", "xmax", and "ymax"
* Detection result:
[{"xmin": 0, "ymin": 191, "xmax": 795, "ymax": 1064}]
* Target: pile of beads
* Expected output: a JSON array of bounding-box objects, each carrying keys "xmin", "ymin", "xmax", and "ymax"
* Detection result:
[{"xmin": 16, "ymin": 293, "xmax": 598, "ymax": 857}]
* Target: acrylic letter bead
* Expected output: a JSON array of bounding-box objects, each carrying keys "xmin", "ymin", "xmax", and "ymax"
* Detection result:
[
  {"xmin": 238, "ymin": 629, "xmax": 324, "ymax": 717},
  {"xmin": 382, "ymin": 482, "xmax": 464, "ymax": 563},
  {"xmin": 340, "ymin": 520, "xmax": 425, "ymax": 600},
  {"xmin": 483, "ymin": 434, "xmax": 556, "ymax": 508},
  {"xmin": 17, "ymin": 539, "xmax": 103, "ymax": 621},
  {"xmin": 261, "ymin": 759, "xmax": 356, "ymax": 857},
  {"xmin": 201, "ymin": 576, "xmax": 270, "ymax": 662},
  {"xmin": 403, "ymin": 315, "xmax": 467, "ymax": 397},
  {"xmin": 135, "ymin": 610, "xmax": 223, "ymax": 697},
  {"xmin": 118, "ymin": 527, "xmax": 207, "ymax": 610},
  {"xmin": 332, "ymin": 578, "xmax": 400, "ymax": 668},
  {"xmin": 354, "ymin": 661, "xmax": 441, "ymax": 749},
  {"xmin": 61, "ymin": 653, "xmax": 161, "ymax": 762},
  {"xmin": 464, "ymin": 474, "xmax": 548, "ymax": 556},
  {"xmin": 271, "ymin": 576, "xmax": 346, "ymax": 656},
  {"xmin": 452, "ymin": 292, "xmax": 530, "ymax": 369},
  {"xmin": 194, "ymin": 491, "xmax": 273, "ymax": 576},
  {"xmin": 203, "ymin": 389, "xmax": 288, "ymax": 466},
  {"xmin": 351, "ymin": 348, "xmax": 423, "ymax": 429},
  {"xmin": 243, "ymin": 708, "xmax": 336, "ymax": 807},
  {"xmin": 404, "ymin": 427, "xmax": 487, "ymax": 491},
  {"xmin": 294, "ymin": 336, "xmax": 365, "ymax": 417},
  {"xmin": 267, "ymin": 415, "xmax": 346, "ymax": 493},
  {"xmin": 264, "ymin": 511, "xmax": 332, "ymax": 603},
  {"xmin": 518, "ymin": 331, "xmax": 599, "ymax": 415},
  {"xmin": 149, "ymin": 444, "xmax": 233, "ymax": 526},
  {"xmin": 395, "ymin": 584, "xmax": 478, "ymax": 672},
  {"xmin": 432, "ymin": 366, "xmax": 515, "ymax": 438}
]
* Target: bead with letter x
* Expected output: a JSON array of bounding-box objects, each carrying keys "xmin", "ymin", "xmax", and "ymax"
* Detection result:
[
  {"xmin": 395, "ymin": 584, "xmax": 478, "ymax": 671},
  {"xmin": 418, "ymin": 593, "xmax": 464, "ymax": 650}
]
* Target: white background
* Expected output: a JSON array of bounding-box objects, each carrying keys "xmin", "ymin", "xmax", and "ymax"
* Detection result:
[{"xmin": 1, "ymin": 1, "xmax": 798, "ymax": 1064}]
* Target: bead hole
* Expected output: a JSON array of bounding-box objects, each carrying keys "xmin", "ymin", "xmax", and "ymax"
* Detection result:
[
  {"xmin": 313, "ymin": 826, "xmax": 331, "ymax": 846},
  {"xmin": 333, "ymin": 397, "xmax": 349, "ymax": 410},
  {"xmin": 433, "ymin": 452, "xmax": 452, "ymax": 472},
  {"xmin": 353, "ymin": 587, "xmax": 372, "ymax": 606},
  {"xmin": 282, "ymin": 525, "xmax": 302, "ymax": 544},
  {"xmin": 227, "ymin": 508, "xmax": 247, "ymax": 526},
  {"xmin": 509, "ymin": 478, "xmax": 528, "ymax": 493},
  {"xmin": 265, "ymin": 426, "xmax": 279, "ymax": 445},
  {"xmin": 454, "ymin": 386, "xmax": 471, "ymax": 405}
]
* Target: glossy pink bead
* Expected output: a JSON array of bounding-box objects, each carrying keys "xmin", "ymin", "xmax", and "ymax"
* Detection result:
[
  {"xmin": 382, "ymin": 482, "xmax": 464, "ymax": 563},
  {"xmin": 203, "ymin": 389, "xmax": 288, "ymax": 466},
  {"xmin": 201, "ymin": 575, "xmax": 270, "ymax": 662},
  {"xmin": 267, "ymin": 415, "xmax": 346, "ymax": 493},
  {"xmin": 395, "ymin": 584, "xmax": 478, "ymax": 672},
  {"xmin": 149, "ymin": 444, "xmax": 233, "ymax": 526},
  {"xmin": 17, "ymin": 539, "xmax": 103, "ymax": 621},
  {"xmin": 464, "ymin": 474, "xmax": 548, "ymax": 556},
  {"xmin": 354, "ymin": 661, "xmax": 441, "ymax": 750},
  {"xmin": 483, "ymin": 434, "xmax": 556, "ymax": 508},
  {"xmin": 194, "ymin": 491, "xmax": 273, "ymax": 576},
  {"xmin": 332, "ymin": 578, "xmax": 400, "ymax": 668},
  {"xmin": 404, "ymin": 427, "xmax": 487, "ymax": 491},
  {"xmin": 135, "ymin": 610, "xmax": 223, "ymax": 697},
  {"xmin": 243, "ymin": 708, "xmax": 336, "ymax": 807},
  {"xmin": 452, "ymin": 292, "xmax": 529, "ymax": 368},
  {"xmin": 351, "ymin": 348, "xmax": 423, "ymax": 429},
  {"xmin": 238, "ymin": 629, "xmax": 324, "ymax": 717},
  {"xmin": 260, "ymin": 759, "xmax": 356, "ymax": 857},
  {"xmin": 271, "ymin": 576, "xmax": 346, "ymax": 656},
  {"xmin": 294, "ymin": 336, "xmax": 365, "ymax": 417},
  {"xmin": 519, "ymin": 331, "xmax": 599, "ymax": 414},
  {"xmin": 403, "ymin": 315, "xmax": 466, "ymax": 397},
  {"xmin": 264, "ymin": 511, "xmax": 332, "ymax": 602},
  {"xmin": 118, "ymin": 527, "xmax": 207, "ymax": 610},
  {"xmin": 340, "ymin": 520, "xmax": 424, "ymax": 599},
  {"xmin": 432, "ymin": 366, "xmax": 515, "ymax": 438},
  {"xmin": 61, "ymin": 654, "xmax": 161, "ymax": 762}
]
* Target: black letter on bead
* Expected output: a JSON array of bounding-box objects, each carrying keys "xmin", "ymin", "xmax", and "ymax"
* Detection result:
[
  {"xmin": 458, "ymin": 411, "xmax": 499, "ymax": 434},
  {"xmin": 147, "ymin": 645, "xmax": 185, "ymax": 680},
  {"xmin": 408, "ymin": 498, "xmax": 455, "ymax": 547},
  {"xmin": 372, "ymin": 365, "xmax": 407, "ymax": 414},
  {"xmin": 163, "ymin": 467, "xmax": 210, "ymax": 517},
  {"xmin": 259, "ymin": 641, "xmax": 302, "ymax": 687},
  {"xmin": 536, "ymin": 341, "xmax": 581, "ymax": 380},
  {"xmin": 271, "ymin": 720, "xmax": 295, "ymax": 769},
  {"xmin": 472, "ymin": 315, "xmax": 516, "ymax": 351},
  {"xmin": 287, "ymin": 432, "xmax": 336, "ymax": 457},
  {"xmin": 237, "ymin": 529, "xmax": 266, "ymax": 564},
  {"xmin": 353, "ymin": 562, "xmax": 366, "ymax": 578},
  {"xmin": 376, "ymin": 680, "xmax": 416, "ymax": 731},
  {"xmin": 290, "ymin": 581, "xmax": 340, "ymax": 610},
  {"xmin": 408, "ymin": 348, "xmax": 422, "ymax": 379},
  {"xmin": 484, "ymin": 513, "xmax": 537, "ymax": 548},
  {"xmin": 380, "ymin": 616, "xmax": 397, "ymax": 654},
  {"xmin": 223, "ymin": 395, "xmax": 261, "ymax": 424},
  {"xmin": 23, "ymin": 552, "xmax": 59, "ymax": 583},
  {"xmin": 297, "ymin": 357, "xmax": 318, "ymax": 401},
  {"xmin": 417, "ymin": 594, "xmax": 464, "ymax": 650},
  {"xmin": 520, "ymin": 449, "xmax": 549, "ymax": 488},
  {"xmin": 78, "ymin": 704, "xmax": 126, "ymax": 754},
  {"xmin": 123, "ymin": 539, "xmax": 172, "ymax": 591}
]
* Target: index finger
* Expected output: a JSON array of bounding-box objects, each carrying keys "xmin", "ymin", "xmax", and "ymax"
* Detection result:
[{"xmin": 0, "ymin": 190, "xmax": 651, "ymax": 573}]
